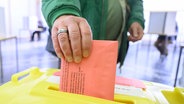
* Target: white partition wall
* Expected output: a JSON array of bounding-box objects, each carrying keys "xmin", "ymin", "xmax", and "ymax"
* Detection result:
[
  {"xmin": 148, "ymin": 12, "xmax": 177, "ymax": 35},
  {"xmin": 0, "ymin": 0, "xmax": 39, "ymax": 36},
  {"xmin": 0, "ymin": 7, "xmax": 6, "ymax": 34}
]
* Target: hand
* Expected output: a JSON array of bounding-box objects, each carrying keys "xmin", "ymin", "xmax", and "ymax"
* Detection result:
[
  {"xmin": 128, "ymin": 22, "xmax": 144, "ymax": 42},
  {"xmin": 52, "ymin": 15, "xmax": 92, "ymax": 63}
]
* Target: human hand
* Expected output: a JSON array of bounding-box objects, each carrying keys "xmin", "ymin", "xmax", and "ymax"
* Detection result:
[
  {"xmin": 52, "ymin": 15, "xmax": 92, "ymax": 63},
  {"xmin": 128, "ymin": 22, "xmax": 144, "ymax": 42}
]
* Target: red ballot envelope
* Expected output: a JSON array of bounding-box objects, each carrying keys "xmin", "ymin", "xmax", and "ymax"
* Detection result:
[
  {"xmin": 60, "ymin": 40, "xmax": 118, "ymax": 100},
  {"xmin": 115, "ymin": 76, "xmax": 146, "ymax": 90}
]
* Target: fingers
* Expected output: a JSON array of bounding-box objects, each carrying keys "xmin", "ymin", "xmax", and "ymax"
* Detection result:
[
  {"xmin": 131, "ymin": 27, "xmax": 138, "ymax": 38},
  {"xmin": 57, "ymin": 26, "xmax": 73, "ymax": 62},
  {"xmin": 51, "ymin": 27, "xmax": 64, "ymax": 58},
  {"xmin": 67, "ymin": 20, "xmax": 82, "ymax": 63},
  {"xmin": 137, "ymin": 27, "xmax": 144, "ymax": 39},
  {"xmin": 51, "ymin": 15, "xmax": 92, "ymax": 63},
  {"xmin": 79, "ymin": 18, "xmax": 92, "ymax": 58},
  {"xmin": 128, "ymin": 28, "xmax": 137, "ymax": 42},
  {"xmin": 128, "ymin": 23, "xmax": 144, "ymax": 42}
]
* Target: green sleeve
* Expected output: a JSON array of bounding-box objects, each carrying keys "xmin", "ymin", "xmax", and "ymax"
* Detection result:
[
  {"xmin": 41, "ymin": 0, "xmax": 82, "ymax": 28},
  {"xmin": 127, "ymin": 0, "xmax": 145, "ymax": 29}
]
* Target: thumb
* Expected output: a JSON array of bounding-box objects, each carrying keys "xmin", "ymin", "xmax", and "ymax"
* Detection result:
[{"xmin": 131, "ymin": 27, "xmax": 138, "ymax": 37}]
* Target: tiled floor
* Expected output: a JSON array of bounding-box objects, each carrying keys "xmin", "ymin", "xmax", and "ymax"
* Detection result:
[
  {"xmin": 0, "ymin": 33, "xmax": 184, "ymax": 87},
  {"xmin": 0, "ymin": 33, "xmax": 59, "ymax": 84},
  {"xmin": 118, "ymin": 35, "xmax": 184, "ymax": 87}
]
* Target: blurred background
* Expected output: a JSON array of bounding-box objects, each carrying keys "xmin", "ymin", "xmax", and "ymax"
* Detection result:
[{"xmin": 0, "ymin": 0, "xmax": 184, "ymax": 88}]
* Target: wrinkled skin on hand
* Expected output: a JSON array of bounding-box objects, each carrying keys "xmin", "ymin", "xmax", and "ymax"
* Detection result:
[
  {"xmin": 52, "ymin": 15, "xmax": 92, "ymax": 63},
  {"xmin": 128, "ymin": 22, "xmax": 144, "ymax": 42}
]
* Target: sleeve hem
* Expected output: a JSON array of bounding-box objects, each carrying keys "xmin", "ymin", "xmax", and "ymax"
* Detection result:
[{"xmin": 48, "ymin": 7, "xmax": 81, "ymax": 27}]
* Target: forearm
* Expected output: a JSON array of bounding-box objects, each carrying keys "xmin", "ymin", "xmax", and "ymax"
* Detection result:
[
  {"xmin": 41, "ymin": 0, "xmax": 81, "ymax": 28},
  {"xmin": 127, "ymin": 0, "xmax": 145, "ymax": 29}
]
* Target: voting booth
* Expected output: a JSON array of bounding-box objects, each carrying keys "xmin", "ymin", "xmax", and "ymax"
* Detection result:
[{"xmin": 147, "ymin": 11, "xmax": 177, "ymax": 35}]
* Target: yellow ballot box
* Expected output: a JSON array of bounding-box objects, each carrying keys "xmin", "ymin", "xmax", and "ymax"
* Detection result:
[{"xmin": 0, "ymin": 67, "xmax": 183, "ymax": 104}]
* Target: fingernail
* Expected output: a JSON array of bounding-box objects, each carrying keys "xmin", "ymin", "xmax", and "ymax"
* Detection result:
[
  {"xmin": 67, "ymin": 56, "xmax": 73, "ymax": 62},
  {"xmin": 83, "ymin": 50, "xmax": 89, "ymax": 57},
  {"xmin": 134, "ymin": 34, "xmax": 138, "ymax": 37},
  {"xmin": 74, "ymin": 56, "xmax": 81, "ymax": 63},
  {"xmin": 57, "ymin": 53, "xmax": 62, "ymax": 58}
]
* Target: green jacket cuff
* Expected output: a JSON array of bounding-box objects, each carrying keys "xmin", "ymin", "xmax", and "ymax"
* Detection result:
[
  {"xmin": 127, "ymin": 18, "xmax": 145, "ymax": 30},
  {"xmin": 48, "ymin": 7, "xmax": 81, "ymax": 28}
]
